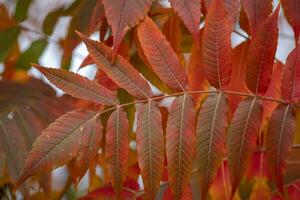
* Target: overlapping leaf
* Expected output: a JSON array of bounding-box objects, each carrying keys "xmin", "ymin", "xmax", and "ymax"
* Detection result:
[
  {"xmin": 196, "ymin": 93, "xmax": 229, "ymax": 199},
  {"xmin": 281, "ymin": 0, "xmax": 300, "ymax": 42},
  {"xmin": 137, "ymin": 16, "xmax": 188, "ymax": 91},
  {"xmin": 136, "ymin": 101, "xmax": 164, "ymax": 200},
  {"xmin": 34, "ymin": 64, "xmax": 119, "ymax": 105},
  {"xmin": 241, "ymin": 0, "xmax": 273, "ymax": 34},
  {"xmin": 169, "ymin": 0, "xmax": 201, "ymax": 46},
  {"xmin": 102, "ymin": 0, "xmax": 153, "ymax": 56},
  {"xmin": 166, "ymin": 94, "xmax": 195, "ymax": 200},
  {"xmin": 16, "ymin": 109, "xmax": 100, "ymax": 188},
  {"xmin": 228, "ymin": 97, "xmax": 263, "ymax": 196},
  {"xmin": 245, "ymin": 7, "xmax": 279, "ymax": 95},
  {"xmin": 266, "ymin": 105, "xmax": 296, "ymax": 194},
  {"xmin": 202, "ymin": 0, "xmax": 232, "ymax": 90},
  {"xmin": 281, "ymin": 45, "xmax": 300, "ymax": 103},
  {"xmin": 105, "ymin": 107, "xmax": 129, "ymax": 196},
  {"xmin": 77, "ymin": 32, "xmax": 153, "ymax": 99}
]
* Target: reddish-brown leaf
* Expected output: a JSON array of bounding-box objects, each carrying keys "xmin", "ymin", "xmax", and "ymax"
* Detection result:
[
  {"xmin": 262, "ymin": 62, "xmax": 283, "ymax": 124},
  {"xmin": 228, "ymin": 40, "xmax": 250, "ymax": 114},
  {"xmin": 228, "ymin": 97, "xmax": 263, "ymax": 196},
  {"xmin": 137, "ymin": 16, "xmax": 188, "ymax": 91},
  {"xmin": 136, "ymin": 101, "xmax": 164, "ymax": 200},
  {"xmin": 16, "ymin": 109, "xmax": 100, "ymax": 188},
  {"xmin": 204, "ymin": 0, "xmax": 240, "ymax": 25},
  {"xmin": 196, "ymin": 93, "xmax": 229, "ymax": 200},
  {"xmin": 166, "ymin": 94, "xmax": 195, "ymax": 200},
  {"xmin": 105, "ymin": 107, "xmax": 129, "ymax": 196},
  {"xmin": 245, "ymin": 7, "xmax": 279, "ymax": 95},
  {"xmin": 241, "ymin": 0, "xmax": 273, "ymax": 34},
  {"xmin": 33, "ymin": 64, "xmax": 119, "ymax": 105},
  {"xmin": 77, "ymin": 32, "xmax": 153, "ymax": 99},
  {"xmin": 169, "ymin": 0, "xmax": 201, "ymax": 46},
  {"xmin": 281, "ymin": 0, "xmax": 300, "ymax": 42},
  {"xmin": 266, "ymin": 105, "xmax": 296, "ymax": 195},
  {"xmin": 281, "ymin": 45, "xmax": 300, "ymax": 103},
  {"xmin": 102, "ymin": 0, "xmax": 153, "ymax": 57},
  {"xmin": 202, "ymin": 0, "xmax": 232, "ymax": 90}
]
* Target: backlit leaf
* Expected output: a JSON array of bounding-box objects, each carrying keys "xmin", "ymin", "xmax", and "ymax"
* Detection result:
[
  {"xmin": 77, "ymin": 32, "xmax": 153, "ymax": 99},
  {"xmin": 245, "ymin": 7, "xmax": 279, "ymax": 95},
  {"xmin": 137, "ymin": 16, "xmax": 188, "ymax": 91},
  {"xmin": 16, "ymin": 109, "xmax": 100, "ymax": 188},
  {"xmin": 102, "ymin": 0, "xmax": 153, "ymax": 56},
  {"xmin": 281, "ymin": 0, "xmax": 300, "ymax": 42},
  {"xmin": 241, "ymin": 0, "xmax": 273, "ymax": 34},
  {"xmin": 169, "ymin": 0, "xmax": 201, "ymax": 46},
  {"xmin": 105, "ymin": 107, "xmax": 129, "ymax": 196},
  {"xmin": 166, "ymin": 94, "xmax": 195, "ymax": 200},
  {"xmin": 202, "ymin": 0, "xmax": 232, "ymax": 90},
  {"xmin": 228, "ymin": 97, "xmax": 263, "ymax": 196},
  {"xmin": 34, "ymin": 64, "xmax": 119, "ymax": 106},
  {"xmin": 281, "ymin": 45, "xmax": 300, "ymax": 103},
  {"xmin": 136, "ymin": 101, "xmax": 164, "ymax": 200},
  {"xmin": 196, "ymin": 93, "xmax": 229, "ymax": 199},
  {"xmin": 266, "ymin": 105, "xmax": 296, "ymax": 194}
]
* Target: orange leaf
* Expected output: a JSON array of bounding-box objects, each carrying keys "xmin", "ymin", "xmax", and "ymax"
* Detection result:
[
  {"xmin": 137, "ymin": 16, "xmax": 188, "ymax": 91},
  {"xmin": 77, "ymin": 32, "xmax": 153, "ymax": 99},
  {"xmin": 102, "ymin": 0, "xmax": 153, "ymax": 57},
  {"xmin": 202, "ymin": 0, "xmax": 232, "ymax": 90},
  {"xmin": 166, "ymin": 94, "xmax": 195, "ymax": 200},
  {"xmin": 196, "ymin": 93, "xmax": 229, "ymax": 199},
  {"xmin": 228, "ymin": 97, "xmax": 263, "ymax": 196},
  {"xmin": 245, "ymin": 7, "xmax": 279, "ymax": 95},
  {"xmin": 136, "ymin": 101, "xmax": 164, "ymax": 200},
  {"xmin": 105, "ymin": 107, "xmax": 129, "ymax": 196},
  {"xmin": 266, "ymin": 105, "xmax": 296, "ymax": 195},
  {"xmin": 169, "ymin": 0, "xmax": 201, "ymax": 46}
]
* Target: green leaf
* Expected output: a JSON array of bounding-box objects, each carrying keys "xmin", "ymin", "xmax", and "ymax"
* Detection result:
[
  {"xmin": 14, "ymin": 0, "xmax": 32, "ymax": 22},
  {"xmin": 42, "ymin": 7, "xmax": 65, "ymax": 35},
  {"xmin": 16, "ymin": 39, "xmax": 48, "ymax": 70},
  {"xmin": 0, "ymin": 27, "xmax": 20, "ymax": 62}
]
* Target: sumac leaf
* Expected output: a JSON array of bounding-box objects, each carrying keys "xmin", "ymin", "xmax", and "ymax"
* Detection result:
[
  {"xmin": 77, "ymin": 32, "xmax": 153, "ymax": 99},
  {"xmin": 106, "ymin": 107, "xmax": 129, "ymax": 196},
  {"xmin": 16, "ymin": 109, "xmax": 100, "ymax": 188},
  {"xmin": 281, "ymin": 45, "xmax": 300, "ymax": 103},
  {"xmin": 202, "ymin": 0, "xmax": 232, "ymax": 90},
  {"xmin": 102, "ymin": 0, "xmax": 153, "ymax": 56},
  {"xmin": 136, "ymin": 101, "xmax": 164, "ymax": 200},
  {"xmin": 281, "ymin": 0, "xmax": 300, "ymax": 42},
  {"xmin": 137, "ymin": 16, "xmax": 188, "ymax": 91},
  {"xmin": 196, "ymin": 93, "xmax": 229, "ymax": 199},
  {"xmin": 34, "ymin": 64, "xmax": 119, "ymax": 105},
  {"xmin": 169, "ymin": 0, "xmax": 201, "ymax": 46},
  {"xmin": 166, "ymin": 94, "xmax": 195, "ymax": 200},
  {"xmin": 228, "ymin": 97, "xmax": 263, "ymax": 196},
  {"xmin": 266, "ymin": 105, "xmax": 296, "ymax": 194},
  {"xmin": 245, "ymin": 7, "xmax": 279, "ymax": 95}
]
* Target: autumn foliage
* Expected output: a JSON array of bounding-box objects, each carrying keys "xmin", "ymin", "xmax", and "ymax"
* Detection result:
[{"xmin": 1, "ymin": 0, "xmax": 300, "ymax": 199}]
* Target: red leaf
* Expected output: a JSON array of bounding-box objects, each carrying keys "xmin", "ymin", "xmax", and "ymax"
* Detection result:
[
  {"xmin": 245, "ymin": 7, "xmax": 279, "ymax": 95},
  {"xmin": 281, "ymin": 45, "xmax": 300, "ymax": 103},
  {"xmin": 196, "ymin": 93, "xmax": 229, "ymax": 199},
  {"xmin": 202, "ymin": 0, "xmax": 232, "ymax": 90},
  {"xmin": 137, "ymin": 16, "xmax": 188, "ymax": 91},
  {"xmin": 136, "ymin": 101, "xmax": 164, "ymax": 200},
  {"xmin": 166, "ymin": 94, "xmax": 195, "ymax": 200},
  {"xmin": 169, "ymin": 0, "xmax": 201, "ymax": 46},
  {"xmin": 241, "ymin": 0, "xmax": 273, "ymax": 34},
  {"xmin": 228, "ymin": 97, "xmax": 263, "ymax": 196},
  {"xmin": 77, "ymin": 32, "xmax": 153, "ymax": 99},
  {"xmin": 102, "ymin": 0, "xmax": 153, "ymax": 57},
  {"xmin": 16, "ymin": 109, "xmax": 100, "ymax": 188},
  {"xmin": 33, "ymin": 64, "xmax": 119, "ymax": 106},
  {"xmin": 266, "ymin": 105, "xmax": 296, "ymax": 195},
  {"xmin": 281, "ymin": 0, "xmax": 300, "ymax": 42},
  {"xmin": 105, "ymin": 107, "xmax": 129, "ymax": 196}
]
